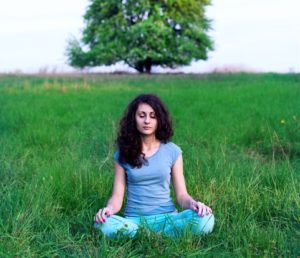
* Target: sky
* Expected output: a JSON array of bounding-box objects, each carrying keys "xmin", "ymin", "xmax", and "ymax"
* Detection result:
[{"xmin": 0, "ymin": 0, "xmax": 299, "ymax": 73}]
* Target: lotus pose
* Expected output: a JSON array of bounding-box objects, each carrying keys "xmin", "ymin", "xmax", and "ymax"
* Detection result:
[{"xmin": 94, "ymin": 94, "xmax": 214, "ymax": 238}]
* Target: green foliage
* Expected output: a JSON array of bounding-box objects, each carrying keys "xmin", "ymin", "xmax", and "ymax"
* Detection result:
[
  {"xmin": 66, "ymin": 0, "xmax": 213, "ymax": 73},
  {"xmin": 0, "ymin": 73, "xmax": 299, "ymax": 256}
]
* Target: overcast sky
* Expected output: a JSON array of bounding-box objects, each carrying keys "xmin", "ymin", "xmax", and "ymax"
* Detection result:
[{"xmin": 0, "ymin": 0, "xmax": 299, "ymax": 73}]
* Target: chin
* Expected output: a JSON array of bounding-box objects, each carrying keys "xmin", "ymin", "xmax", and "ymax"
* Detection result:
[{"xmin": 140, "ymin": 131, "xmax": 155, "ymax": 136}]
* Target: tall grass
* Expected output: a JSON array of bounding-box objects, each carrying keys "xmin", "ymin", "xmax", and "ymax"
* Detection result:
[{"xmin": 0, "ymin": 73, "xmax": 299, "ymax": 257}]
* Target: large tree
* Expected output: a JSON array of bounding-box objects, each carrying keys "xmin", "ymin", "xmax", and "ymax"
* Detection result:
[{"xmin": 67, "ymin": 0, "xmax": 213, "ymax": 73}]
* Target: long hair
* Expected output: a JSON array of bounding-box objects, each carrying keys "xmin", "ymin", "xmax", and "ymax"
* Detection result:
[{"xmin": 117, "ymin": 94, "xmax": 173, "ymax": 168}]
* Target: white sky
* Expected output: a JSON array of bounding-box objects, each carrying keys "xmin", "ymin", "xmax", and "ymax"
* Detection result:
[{"xmin": 0, "ymin": 0, "xmax": 299, "ymax": 73}]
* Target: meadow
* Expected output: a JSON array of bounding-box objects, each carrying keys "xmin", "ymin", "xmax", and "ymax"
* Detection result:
[{"xmin": 0, "ymin": 73, "xmax": 299, "ymax": 257}]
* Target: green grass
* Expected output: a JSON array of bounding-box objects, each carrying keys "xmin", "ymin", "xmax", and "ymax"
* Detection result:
[{"xmin": 0, "ymin": 73, "xmax": 299, "ymax": 257}]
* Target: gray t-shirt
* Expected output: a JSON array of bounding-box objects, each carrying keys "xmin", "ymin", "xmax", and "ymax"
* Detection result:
[{"xmin": 114, "ymin": 142, "xmax": 182, "ymax": 217}]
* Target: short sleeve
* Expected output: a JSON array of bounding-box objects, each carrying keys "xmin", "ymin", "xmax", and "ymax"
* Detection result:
[
  {"xmin": 113, "ymin": 150, "xmax": 119, "ymax": 161},
  {"xmin": 113, "ymin": 150, "xmax": 125, "ymax": 168},
  {"xmin": 171, "ymin": 143, "xmax": 182, "ymax": 166}
]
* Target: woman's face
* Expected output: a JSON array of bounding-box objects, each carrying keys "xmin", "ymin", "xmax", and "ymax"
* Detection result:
[{"xmin": 135, "ymin": 103, "xmax": 158, "ymax": 136}]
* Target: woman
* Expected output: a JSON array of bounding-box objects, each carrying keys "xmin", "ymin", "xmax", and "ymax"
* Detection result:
[{"xmin": 94, "ymin": 94, "xmax": 214, "ymax": 238}]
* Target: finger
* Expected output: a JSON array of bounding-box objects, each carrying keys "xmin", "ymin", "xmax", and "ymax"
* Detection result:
[
  {"xmin": 201, "ymin": 203, "xmax": 206, "ymax": 217},
  {"xmin": 207, "ymin": 207, "xmax": 212, "ymax": 214},
  {"xmin": 193, "ymin": 202, "xmax": 199, "ymax": 212},
  {"xmin": 101, "ymin": 209, "xmax": 107, "ymax": 222},
  {"xmin": 201, "ymin": 206, "xmax": 205, "ymax": 217},
  {"xmin": 98, "ymin": 210, "xmax": 105, "ymax": 223},
  {"xmin": 106, "ymin": 208, "xmax": 111, "ymax": 217},
  {"xmin": 103, "ymin": 207, "xmax": 111, "ymax": 220},
  {"xmin": 197, "ymin": 204, "xmax": 204, "ymax": 217},
  {"xmin": 192, "ymin": 203, "xmax": 198, "ymax": 211},
  {"xmin": 204, "ymin": 206, "xmax": 210, "ymax": 215},
  {"xmin": 96, "ymin": 211, "xmax": 103, "ymax": 223}
]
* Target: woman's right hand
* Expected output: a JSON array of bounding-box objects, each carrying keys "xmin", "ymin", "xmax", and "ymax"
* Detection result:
[{"xmin": 94, "ymin": 206, "xmax": 113, "ymax": 224}]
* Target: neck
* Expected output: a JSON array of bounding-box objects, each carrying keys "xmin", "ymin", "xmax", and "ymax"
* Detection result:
[{"xmin": 140, "ymin": 134, "xmax": 160, "ymax": 150}]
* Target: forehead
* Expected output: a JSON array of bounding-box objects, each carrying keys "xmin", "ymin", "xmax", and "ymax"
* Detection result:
[{"xmin": 136, "ymin": 103, "xmax": 155, "ymax": 113}]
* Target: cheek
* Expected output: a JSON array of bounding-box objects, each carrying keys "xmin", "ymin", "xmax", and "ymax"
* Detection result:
[{"xmin": 135, "ymin": 116, "xmax": 142, "ymax": 125}]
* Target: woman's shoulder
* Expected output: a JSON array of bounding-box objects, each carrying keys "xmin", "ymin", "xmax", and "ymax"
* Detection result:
[
  {"xmin": 162, "ymin": 141, "xmax": 181, "ymax": 148},
  {"xmin": 113, "ymin": 150, "xmax": 125, "ymax": 166},
  {"xmin": 161, "ymin": 142, "xmax": 182, "ymax": 165},
  {"xmin": 161, "ymin": 141, "xmax": 182, "ymax": 153},
  {"xmin": 113, "ymin": 150, "xmax": 120, "ymax": 160}
]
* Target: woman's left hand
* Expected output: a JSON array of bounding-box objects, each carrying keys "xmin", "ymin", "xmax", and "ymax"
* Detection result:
[{"xmin": 190, "ymin": 200, "xmax": 212, "ymax": 217}]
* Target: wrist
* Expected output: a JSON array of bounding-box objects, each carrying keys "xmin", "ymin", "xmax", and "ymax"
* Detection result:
[
  {"xmin": 189, "ymin": 199, "xmax": 197, "ymax": 209},
  {"xmin": 107, "ymin": 204, "xmax": 113, "ymax": 213}
]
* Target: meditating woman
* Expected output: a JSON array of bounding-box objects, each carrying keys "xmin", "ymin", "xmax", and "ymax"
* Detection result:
[{"xmin": 94, "ymin": 94, "xmax": 214, "ymax": 238}]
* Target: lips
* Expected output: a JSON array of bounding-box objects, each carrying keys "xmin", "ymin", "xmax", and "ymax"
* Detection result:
[{"xmin": 143, "ymin": 127, "xmax": 151, "ymax": 130}]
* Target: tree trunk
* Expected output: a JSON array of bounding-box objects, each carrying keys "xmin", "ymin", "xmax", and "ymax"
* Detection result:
[
  {"xmin": 134, "ymin": 59, "xmax": 152, "ymax": 73},
  {"xmin": 144, "ymin": 58, "xmax": 152, "ymax": 74},
  {"xmin": 135, "ymin": 62, "xmax": 144, "ymax": 73}
]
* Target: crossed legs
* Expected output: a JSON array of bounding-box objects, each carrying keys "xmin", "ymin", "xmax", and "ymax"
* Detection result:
[{"xmin": 94, "ymin": 209, "xmax": 215, "ymax": 238}]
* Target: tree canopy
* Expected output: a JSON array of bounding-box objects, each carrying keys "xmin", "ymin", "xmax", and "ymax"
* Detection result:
[{"xmin": 67, "ymin": 0, "xmax": 213, "ymax": 73}]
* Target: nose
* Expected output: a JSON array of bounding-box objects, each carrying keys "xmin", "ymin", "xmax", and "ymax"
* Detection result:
[{"xmin": 144, "ymin": 116, "xmax": 150, "ymax": 124}]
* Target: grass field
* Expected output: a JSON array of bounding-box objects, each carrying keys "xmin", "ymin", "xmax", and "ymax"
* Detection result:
[{"xmin": 0, "ymin": 73, "xmax": 299, "ymax": 257}]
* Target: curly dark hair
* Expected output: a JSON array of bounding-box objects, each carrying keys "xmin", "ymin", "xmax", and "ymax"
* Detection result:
[{"xmin": 117, "ymin": 93, "xmax": 173, "ymax": 168}]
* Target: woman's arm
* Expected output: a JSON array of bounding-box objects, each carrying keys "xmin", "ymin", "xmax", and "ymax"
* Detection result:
[
  {"xmin": 95, "ymin": 161, "xmax": 126, "ymax": 223},
  {"xmin": 106, "ymin": 161, "xmax": 126, "ymax": 213},
  {"xmin": 172, "ymin": 154, "xmax": 212, "ymax": 216}
]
